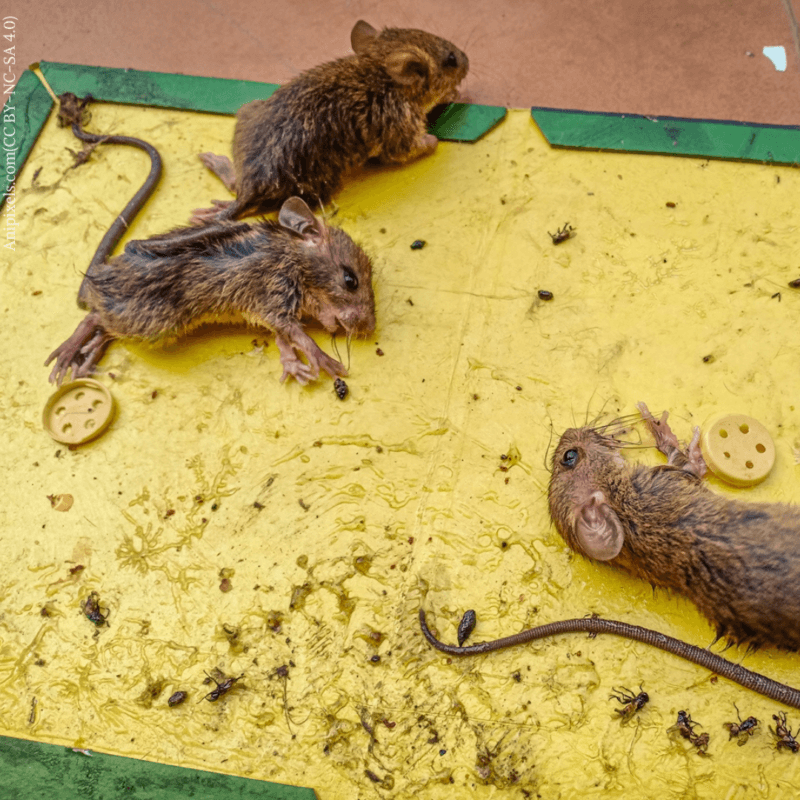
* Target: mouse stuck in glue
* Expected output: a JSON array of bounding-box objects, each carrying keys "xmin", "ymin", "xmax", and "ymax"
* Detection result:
[
  {"xmin": 192, "ymin": 20, "xmax": 469, "ymax": 223},
  {"xmin": 46, "ymin": 196, "xmax": 376, "ymax": 386},
  {"xmin": 46, "ymin": 93, "xmax": 375, "ymax": 387},
  {"xmin": 547, "ymin": 402, "xmax": 800, "ymax": 651}
]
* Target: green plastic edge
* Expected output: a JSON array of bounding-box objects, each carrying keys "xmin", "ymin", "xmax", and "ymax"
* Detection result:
[
  {"xmin": 2, "ymin": 69, "xmax": 53, "ymax": 201},
  {"xmin": 531, "ymin": 106, "xmax": 800, "ymax": 166},
  {"xmin": 40, "ymin": 61, "xmax": 280, "ymax": 115},
  {"xmin": 0, "ymin": 735, "xmax": 318, "ymax": 799}
]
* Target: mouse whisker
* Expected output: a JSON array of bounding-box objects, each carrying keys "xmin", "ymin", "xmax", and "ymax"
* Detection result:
[
  {"xmin": 331, "ymin": 333, "xmax": 342, "ymax": 364},
  {"xmin": 543, "ymin": 419, "xmax": 555, "ymax": 474},
  {"xmin": 594, "ymin": 412, "xmax": 642, "ymax": 429}
]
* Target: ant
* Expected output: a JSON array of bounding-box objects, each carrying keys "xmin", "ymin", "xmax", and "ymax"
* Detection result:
[
  {"xmin": 609, "ymin": 685, "xmax": 649, "ymax": 723},
  {"xmin": 723, "ymin": 704, "xmax": 758, "ymax": 746},
  {"xmin": 548, "ymin": 222, "xmax": 575, "ymax": 245},
  {"xmin": 670, "ymin": 710, "xmax": 698, "ymax": 740},
  {"xmin": 771, "ymin": 712, "xmax": 800, "ymax": 753},
  {"xmin": 200, "ymin": 671, "xmax": 244, "ymax": 703},
  {"xmin": 670, "ymin": 710, "xmax": 710, "ymax": 755}
]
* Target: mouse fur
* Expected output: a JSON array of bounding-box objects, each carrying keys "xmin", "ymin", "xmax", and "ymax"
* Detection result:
[
  {"xmin": 193, "ymin": 20, "xmax": 469, "ymax": 222},
  {"xmin": 46, "ymin": 197, "xmax": 375, "ymax": 386},
  {"xmin": 547, "ymin": 403, "xmax": 800, "ymax": 650}
]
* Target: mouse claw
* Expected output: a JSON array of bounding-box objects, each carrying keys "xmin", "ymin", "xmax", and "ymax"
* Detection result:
[
  {"xmin": 638, "ymin": 401, "xmax": 707, "ymax": 479},
  {"xmin": 45, "ymin": 313, "xmax": 110, "ymax": 385},
  {"xmin": 279, "ymin": 360, "xmax": 315, "ymax": 385}
]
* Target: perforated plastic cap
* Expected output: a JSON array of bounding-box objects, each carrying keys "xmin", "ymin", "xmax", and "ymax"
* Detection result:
[
  {"xmin": 43, "ymin": 379, "xmax": 115, "ymax": 445},
  {"xmin": 700, "ymin": 413, "xmax": 775, "ymax": 487}
]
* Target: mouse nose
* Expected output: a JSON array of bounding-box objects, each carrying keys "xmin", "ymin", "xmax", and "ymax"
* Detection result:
[{"xmin": 341, "ymin": 307, "xmax": 375, "ymax": 335}]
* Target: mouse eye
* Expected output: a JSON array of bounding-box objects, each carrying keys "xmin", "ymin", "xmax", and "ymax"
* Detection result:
[
  {"xmin": 444, "ymin": 52, "xmax": 458, "ymax": 68},
  {"xmin": 561, "ymin": 449, "xmax": 579, "ymax": 468},
  {"xmin": 342, "ymin": 265, "xmax": 359, "ymax": 292}
]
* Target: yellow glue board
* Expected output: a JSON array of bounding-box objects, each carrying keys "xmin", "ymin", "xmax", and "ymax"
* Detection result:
[{"xmin": 2, "ymin": 101, "xmax": 800, "ymax": 798}]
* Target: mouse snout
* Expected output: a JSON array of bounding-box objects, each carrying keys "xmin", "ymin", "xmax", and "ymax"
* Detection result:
[{"xmin": 339, "ymin": 303, "xmax": 376, "ymax": 336}]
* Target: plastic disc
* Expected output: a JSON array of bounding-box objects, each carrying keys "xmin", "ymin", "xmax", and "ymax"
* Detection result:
[
  {"xmin": 700, "ymin": 413, "xmax": 775, "ymax": 487},
  {"xmin": 43, "ymin": 379, "xmax": 115, "ymax": 445}
]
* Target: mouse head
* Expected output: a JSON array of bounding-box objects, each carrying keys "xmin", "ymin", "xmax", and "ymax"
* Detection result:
[
  {"xmin": 547, "ymin": 426, "xmax": 627, "ymax": 562},
  {"xmin": 278, "ymin": 197, "xmax": 376, "ymax": 336},
  {"xmin": 351, "ymin": 20, "xmax": 469, "ymax": 111}
]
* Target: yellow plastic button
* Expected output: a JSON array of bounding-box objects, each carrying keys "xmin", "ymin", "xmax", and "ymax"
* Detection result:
[
  {"xmin": 700, "ymin": 413, "xmax": 775, "ymax": 487},
  {"xmin": 43, "ymin": 379, "xmax": 115, "ymax": 446}
]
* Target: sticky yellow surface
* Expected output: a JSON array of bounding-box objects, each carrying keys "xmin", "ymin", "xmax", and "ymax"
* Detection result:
[{"xmin": 4, "ymin": 101, "xmax": 800, "ymax": 798}]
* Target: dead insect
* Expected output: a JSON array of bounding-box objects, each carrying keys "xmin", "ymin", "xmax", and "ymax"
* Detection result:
[
  {"xmin": 670, "ymin": 710, "xmax": 699, "ymax": 740},
  {"xmin": 200, "ymin": 671, "xmax": 244, "ymax": 703},
  {"xmin": 410, "ymin": 240, "xmax": 426, "ymax": 250},
  {"xmin": 548, "ymin": 222, "xmax": 575, "ymax": 245},
  {"xmin": 538, "ymin": 290, "xmax": 554, "ymax": 301},
  {"xmin": 167, "ymin": 691, "xmax": 188, "ymax": 707},
  {"xmin": 457, "ymin": 610, "xmax": 477, "ymax": 647},
  {"xmin": 334, "ymin": 377, "xmax": 348, "ymax": 400},
  {"xmin": 82, "ymin": 592, "xmax": 110, "ymax": 627},
  {"xmin": 670, "ymin": 710, "xmax": 710, "ymax": 755},
  {"xmin": 609, "ymin": 685, "xmax": 649, "ymax": 723},
  {"xmin": 693, "ymin": 732, "xmax": 710, "ymax": 756},
  {"xmin": 771, "ymin": 712, "xmax": 800, "ymax": 753},
  {"xmin": 723, "ymin": 703, "xmax": 758, "ymax": 745}
]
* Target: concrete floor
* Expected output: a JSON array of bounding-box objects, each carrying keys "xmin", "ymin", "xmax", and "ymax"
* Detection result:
[{"xmin": 19, "ymin": 0, "xmax": 800, "ymax": 125}]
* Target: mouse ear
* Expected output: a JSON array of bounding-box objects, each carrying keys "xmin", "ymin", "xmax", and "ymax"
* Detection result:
[
  {"xmin": 574, "ymin": 491, "xmax": 625, "ymax": 561},
  {"xmin": 278, "ymin": 197, "xmax": 325, "ymax": 242},
  {"xmin": 384, "ymin": 49, "xmax": 431, "ymax": 87},
  {"xmin": 351, "ymin": 20, "xmax": 378, "ymax": 54}
]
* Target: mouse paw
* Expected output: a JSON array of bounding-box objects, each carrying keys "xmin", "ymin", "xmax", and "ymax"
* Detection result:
[
  {"xmin": 315, "ymin": 350, "xmax": 348, "ymax": 380},
  {"xmin": 279, "ymin": 359, "xmax": 316, "ymax": 385},
  {"xmin": 45, "ymin": 314, "xmax": 110, "ymax": 386},
  {"xmin": 685, "ymin": 426, "xmax": 708, "ymax": 479},
  {"xmin": 190, "ymin": 200, "xmax": 232, "ymax": 225},
  {"xmin": 638, "ymin": 401, "xmax": 707, "ymax": 478},
  {"xmin": 413, "ymin": 133, "xmax": 439, "ymax": 159},
  {"xmin": 198, "ymin": 152, "xmax": 237, "ymax": 191}
]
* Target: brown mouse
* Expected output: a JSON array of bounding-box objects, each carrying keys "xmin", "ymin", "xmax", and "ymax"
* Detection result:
[
  {"xmin": 547, "ymin": 402, "xmax": 800, "ymax": 651},
  {"xmin": 192, "ymin": 20, "xmax": 469, "ymax": 222},
  {"xmin": 46, "ymin": 196, "xmax": 376, "ymax": 386}
]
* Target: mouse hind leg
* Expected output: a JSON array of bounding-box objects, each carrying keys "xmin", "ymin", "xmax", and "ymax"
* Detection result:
[
  {"xmin": 45, "ymin": 312, "xmax": 114, "ymax": 385},
  {"xmin": 637, "ymin": 401, "xmax": 707, "ymax": 478}
]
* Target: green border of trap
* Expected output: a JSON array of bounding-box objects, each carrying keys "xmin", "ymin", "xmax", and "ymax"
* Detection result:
[
  {"xmin": 0, "ymin": 734, "xmax": 318, "ymax": 799},
  {"xmin": 530, "ymin": 105, "xmax": 800, "ymax": 165}
]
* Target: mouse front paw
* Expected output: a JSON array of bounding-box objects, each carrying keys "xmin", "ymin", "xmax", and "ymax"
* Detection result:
[{"xmin": 279, "ymin": 355, "xmax": 317, "ymax": 385}]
